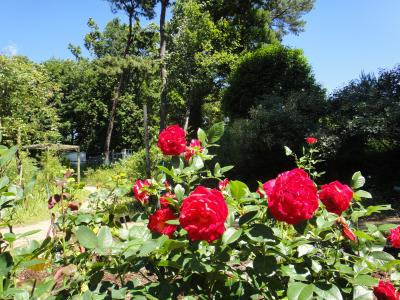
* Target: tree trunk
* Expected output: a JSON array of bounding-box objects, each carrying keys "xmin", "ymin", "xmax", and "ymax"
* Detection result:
[
  {"xmin": 104, "ymin": 13, "xmax": 134, "ymax": 165},
  {"xmin": 143, "ymin": 102, "xmax": 151, "ymax": 178},
  {"xmin": 159, "ymin": 0, "xmax": 168, "ymax": 132},
  {"xmin": 184, "ymin": 106, "xmax": 190, "ymax": 132}
]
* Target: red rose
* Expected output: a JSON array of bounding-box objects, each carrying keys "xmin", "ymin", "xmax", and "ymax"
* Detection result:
[
  {"xmin": 268, "ymin": 168, "xmax": 318, "ymax": 224},
  {"xmin": 184, "ymin": 139, "xmax": 203, "ymax": 161},
  {"xmin": 179, "ymin": 186, "xmax": 228, "ymax": 243},
  {"xmin": 387, "ymin": 226, "xmax": 400, "ymax": 248},
  {"xmin": 218, "ymin": 179, "xmax": 229, "ymax": 191},
  {"xmin": 319, "ymin": 181, "xmax": 353, "ymax": 215},
  {"xmin": 157, "ymin": 125, "xmax": 186, "ymax": 156},
  {"xmin": 305, "ymin": 137, "xmax": 318, "ymax": 144},
  {"xmin": 257, "ymin": 179, "xmax": 276, "ymax": 198},
  {"xmin": 133, "ymin": 179, "xmax": 151, "ymax": 203},
  {"xmin": 373, "ymin": 280, "xmax": 399, "ymax": 300},
  {"xmin": 160, "ymin": 192, "xmax": 176, "ymax": 208},
  {"xmin": 148, "ymin": 208, "xmax": 177, "ymax": 238}
]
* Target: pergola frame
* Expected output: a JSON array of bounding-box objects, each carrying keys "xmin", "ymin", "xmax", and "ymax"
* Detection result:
[{"xmin": 22, "ymin": 144, "xmax": 81, "ymax": 183}]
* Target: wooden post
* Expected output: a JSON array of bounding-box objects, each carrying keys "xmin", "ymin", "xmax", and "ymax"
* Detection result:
[
  {"xmin": 143, "ymin": 102, "xmax": 151, "ymax": 178},
  {"xmin": 77, "ymin": 148, "xmax": 81, "ymax": 184}
]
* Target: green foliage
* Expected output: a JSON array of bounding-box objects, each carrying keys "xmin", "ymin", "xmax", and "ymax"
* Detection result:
[
  {"xmin": 44, "ymin": 18, "xmax": 160, "ymax": 153},
  {"xmin": 223, "ymin": 44, "xmax": 323, "ymax": 118},
  {"xmin": 0, "ymin": 56, "xmax": 61, "ymax": 145},
  {"xmin": 84, "ymin": 146, "xmax": 164, "ymax": 186},
  {"xmin": 167, "ymin": 0, "xmax": 237, "ymax": 130},
  {"xmin": 200, "ymin": 0, "xmax": 315, "ymax": 49}
]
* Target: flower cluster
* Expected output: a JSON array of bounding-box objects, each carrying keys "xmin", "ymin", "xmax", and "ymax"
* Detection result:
[
  {"xmin": 135, "ymin": 125, "xmax": 228, "ymax": 242},
  {"xmin": 130, "ymin": 125, "xmax": 399, "ymax": 298}
]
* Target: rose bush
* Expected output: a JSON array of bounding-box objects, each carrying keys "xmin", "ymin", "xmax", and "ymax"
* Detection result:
[{"xmin": 4, "ymin": 122, "xmax": 400, "ymax": 299}]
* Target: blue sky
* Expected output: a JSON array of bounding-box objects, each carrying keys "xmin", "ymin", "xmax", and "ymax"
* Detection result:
[{"xmin": 1, "ymin": 1, "xmax": 400, "ymax": 92}]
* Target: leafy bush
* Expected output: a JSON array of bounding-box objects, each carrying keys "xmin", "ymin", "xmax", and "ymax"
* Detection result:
[
  {"xmin": 84, "ymin": 146, "xmax": 165, "ymax": 187},
  {"xmin": 2, "ymin": 123, "xmax": 400, "ymax": 299}
]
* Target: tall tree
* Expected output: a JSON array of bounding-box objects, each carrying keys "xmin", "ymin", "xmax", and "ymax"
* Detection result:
[
  {"xmin": 200, "ymin": 0, "xmax": 315, "ymax": 50},
  {"xmin": 0, "ymin": 56, "xmax": 61, "ymax": 146},
  {"xmin": 167, "ymin": 0, "xmax": 236, "ymax": 131},
  {"xmin": 48, "ymin": 17, "xmax": 160, "ymax": 154},
  {"xmin": 103, "ymin": 0, "xmax": 156, "ymax": 164},
  {"xmin": 159, "ymin": 0, "xmax": 171, "ymax": 131}
]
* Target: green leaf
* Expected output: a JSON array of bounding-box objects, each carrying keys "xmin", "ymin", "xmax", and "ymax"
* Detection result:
[
  {"xmin": 0, "ymin": 176, "xmax": 9, "ymax": 190},
  {"xmin": 354, "ymin": 190, "xmax": 372, "ymax": 199},
  {"xmin": 197, "ymin": 128, "xmax": 208, "ymax": 145},
  {"xmin": 222, "ymin": 228, "xmax": 242, "ymax": 245},
  {"xmin": 174, "ymin": 184, "xmax": 185, "ymax": 201},
  {"xmin": 253, "ymin": 255, "xmax": 277, "ymax": 274},
  {"xmin": 111, "ymin": 287, "xmax": 127, "ymax": 299},
  {"xmin": 0, "ymin": 146, "xmax": 17, "ymax": 168},
  {"xmin": 354, "ymin": 230, "xmax": 375, "ymax": 241},
  {"xmin": 366, "ymin": 205, "xmax": 392, "ymax": 216},
  {"xmin": 192, "ymin": 156, "xmax": 204, "ymax": 170},
  {"xmin": 247, "ymin": 224, "xmax": 277, "ymax": 244},
  {"xmin": 284, "ymin": 146, "xmax": 293, "ymax": 156},
  {"xmin": 351, "ymin": 275, "xmax": 379, "ymax": 286},
  {"xmin": 287, "ymin": 282, "xmax": 314, "ymax": 300},
  {"xmin": 97, "ymin": 226, "xmax": 113, "ymax": 249},
  {"xmin": 314, "ymin": 283, "xmax": 343, "ymax": 300},
  {"xmin": 214, "ymin": 163, "xmax": 221, "ymax": 177},
  {"xmin": 353, "ymin": 286, "xmax": 372, "ymax": 300},
  {"xmin": 378, "ymin": 224, "xmax": 398, "ymax": 232},
  {"xmin": 207, "ymin": 122, "xmax": 225, "ymax": 143},
  {"xmin": 158, "ymin": 166, "xmax": 175, "ymax": 178},
  {"xmin": 129, "ymin": 226, "xmax": 151, "ymax": 241},
  {"xmin": 239, "ymin": 210, "xmax": 259, "ymax": 226},
  {"xmin": 229, "ymin": 180, "xmax": 248, "ymax": 199},
  {"xmin": 369, "ymin": 251, "xmax": 395, "ymax": 266},
  {"xmin": 351, "ymin": 172, "xmax": 365, "ymax": 189},
  {"xmin": 138, "ymin": 236, "xmax": 167, "ymax": 257},
  {"xmin": 221, "ymin": 165, "xmax": 234, "ymax": 174},
  {"xmin": 297, "ymin": 244, "xmax": 314, "ymax": 257},
  {"xmin": 3, "ymin": 233, "xmax": 16, "ymax": 244},
  {"xmin": 76, "ymin": 226, "xmax": 98, "ymax": 249}
]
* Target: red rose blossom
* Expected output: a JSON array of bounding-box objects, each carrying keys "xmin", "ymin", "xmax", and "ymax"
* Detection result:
[
  {"xmin": 133, "ymin": 179, "xmax": 151, "ymax": 203},
  {"xmin": 319, "ymin": 181, "xmax": 353, "ymax": 215},
  {"xmin": 148, "ymin": 208, "xmax": 177, "ymax": 238},
  {"xmin": 268, "ymin": 168, "xmax": 318, "ymax": 224},
  {"xmin": 157, "ymin": 125, "xmax": 186, "ymax": 156},
  {"xmin": 387, "ymin": 226, "xmax": 400, "ymax": 248},
  {"xmin": 373, "ymin": 280, "xmax": 399, "ymax": 300},
  {"xmin": 257, "ymin": 179, "xmax": 276, "ymax": 198},
  {"xmin": 179, "ymin": 186, "xmax": 228, "ymax": 243},
  {"xmin": 160, "ymin": 192, "xmax": 176, "ymax": 208},
  {"xmin": 218, "ymin": 179, "xmax": 230, "ymax": 191},
  {"xmin": 305, "ymin": 137, "xmax": 318, "ymax": 144},
  {"xmin": 184, "ymin": 139, "xmax": 203, "ymax": 161}
]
